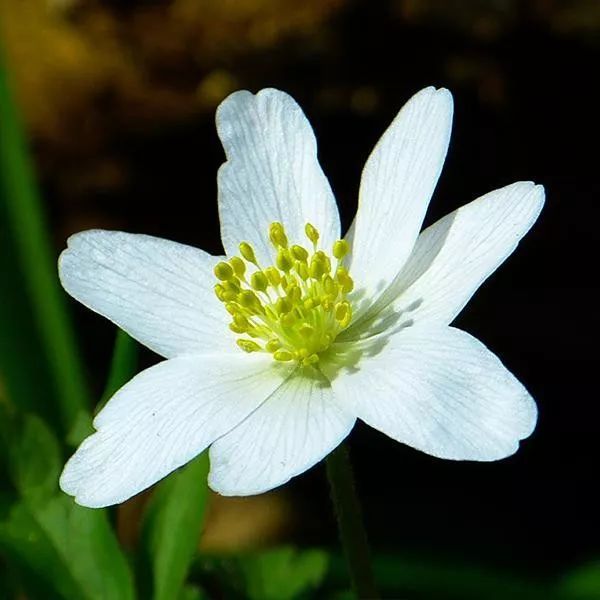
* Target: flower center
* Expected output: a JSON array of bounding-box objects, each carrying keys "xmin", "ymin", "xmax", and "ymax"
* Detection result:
[{"xmin": 214, "ymin": 222, "xmax": 354, "ymax": 366}]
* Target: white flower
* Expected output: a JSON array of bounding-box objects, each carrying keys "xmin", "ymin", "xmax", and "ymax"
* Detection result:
[{"xmin": 59, "ymin": 87, "xmax": 544, "ymax": 508}]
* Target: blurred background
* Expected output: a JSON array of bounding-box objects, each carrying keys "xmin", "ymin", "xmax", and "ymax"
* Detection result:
[{"xmin": 0, "ymin": 0, "xmax": 598, "ymax": 598}]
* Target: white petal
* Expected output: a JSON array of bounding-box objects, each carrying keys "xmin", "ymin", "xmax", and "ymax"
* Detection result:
[
  {"xmin": 216, "ymin": 88, "xmax": 340, "ymax": 264},
  {"xmin": 208, "ymin": 369, "xmax": 355, "ymax": 496},
  {"xmin": 60, "ymin": 353, "xmax": 289, "ymax": 507},
  {"xmin": 325, "ymin": 326, "xmax": 537, "ymax": 461},
  {"xmin": 59, "ymin": 230, "xmax": 234, "ymax": 358},
  {"xmin": 343, "ymin": 182, "xmax": 545, "ymax": 339},
  {"xmin": 347, "ymin": 87, "xmax": 453, "ymax": 310}
]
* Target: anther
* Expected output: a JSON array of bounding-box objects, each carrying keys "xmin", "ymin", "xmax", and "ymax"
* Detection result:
[
  {"xmin": 295, "ymin": 261, "xmax": 309, "ymax": 281},
  {"xmin": 214, "ymin": 261, "xmax": 234, "ymax": 281},
  {"xmin": 214, "ymin": 284, "xmax": 226, "ymax": 301},
  {"xmin": 269, "ymin": 222, "xmax": 288, "ymax": 248},
  {"xmin": 286, "ymin": 285, "xmax": 301, "ymax": 303},
  {"xmin": 335, "ymin": 301, "xmax": 352, "ymax": 327},
  {"xmin": 266, "ymin": 339, "xmax": 281, "ymax": 353},
  {"xmin": 291, "ymin": 245, "xmax": 309, "ymax": 261},
  {"xmin": 322, "ymin": 275, "xmax": 338, "ymax": 296},
  {"xmin": 223, "ymin": 279, "xmax": 241, "ymax": 293},
  {"xmin": 274, "ymin": 350, "xmax": 294, "ymax": 362},
  {"xmin": 336, "ymin": 267, "xmax": 354, "ymax": 293},
  {"xmin": 305, "ymin": 223, "xmax": 319, "ymax": 246},
  {"xmin": 303, "ymin": 297, "xmax": 319, "ymax": 310},
  {"xmin": 234, "ymin": 314, "xmax": 250, "ymax": 329},
  {"xmin": 250, "ymin": 271, "xmax": 269, "ymax": 292},
  {"xmin": 239, "ymin": 242, "xmax": 257, "ymax": 264},
  {"xmin": 333, "ymin": 240, "xmax": 350, "ymax": 260},
  {"xmin": 303, "ymin": 353, "xmax": 319, "ymax": 366},
  {"xmin": 322, "ymin": 296, "xmax": 335, "ymax": 311},
  {"xmin": 229, "ymin": 256, "xmax": 246, "ymax": 278},
  {"xmin": 275, "ymin": 297, "xmax": 292, "ymax": 315},
  {"xmin": 299, "ymin": 324, "xmax": 315, "ymax": 339},
  {"xmin": 276, "ymin": 249, "xmax": 293, "ymax": 272},
  {"xmin": 222, "ymin": 289, "xmax": 238, "ymax": 302},
  {"xmin": 265, "ymin": 266, "xmax": 281, "ymax": 286},
  {"xmin": 238, "ymin": 290, "xmax": 264, "ymax": 313},
  {"xmin": 309, "ymin": 254, "xmax": 327, "ymax": 279},
  {"xmin": 237, "ymin": 339, "xmax": 261, "ymax": 353}
]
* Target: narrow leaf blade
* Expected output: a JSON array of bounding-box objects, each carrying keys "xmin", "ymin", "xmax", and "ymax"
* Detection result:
[{"xmin": 141, "ymin": 453, "xmax": 210, "ymax": 600}]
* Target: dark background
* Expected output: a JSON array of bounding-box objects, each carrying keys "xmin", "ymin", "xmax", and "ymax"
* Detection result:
[{"xmin": 3, "ymin": 0, "xmax": 598, "ymax": 583}]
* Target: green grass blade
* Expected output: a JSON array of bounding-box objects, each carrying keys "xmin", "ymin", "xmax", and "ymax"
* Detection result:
[
  {"xmin": 141, "ymin": 453, "xmax": 210, "ymax": 600},
  {"xmin": 0, "ymin": 216, "xmax": 56, "ymax": 423},
  {"xmin": 0, "ymin": 44, "xmax": 89, "ymax": 430},
  {"xmin": 67, "ymin": 328, "xmax": 138, "ymax": 447},
  {"xmin": 100, "ymin": 329, "xmax": 139, "ymax": 407}
]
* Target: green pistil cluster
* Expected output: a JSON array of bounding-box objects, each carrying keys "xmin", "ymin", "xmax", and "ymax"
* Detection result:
[{"xmin": 214, "ymin": 222, "xmax": 354, "ymax": 366}]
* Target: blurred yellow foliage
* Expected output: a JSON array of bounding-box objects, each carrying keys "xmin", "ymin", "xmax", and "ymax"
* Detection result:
[
  {"xmin": 200, "ymin": 492, "xmax": 294, "ymax": 552},
  {"xmin": 0, "ymin": 0, "xmax": 344, "ymax": 148}
]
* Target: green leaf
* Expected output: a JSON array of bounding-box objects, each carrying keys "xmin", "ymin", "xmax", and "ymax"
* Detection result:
[
  {"xmin": 196, "ymin": 548, "xmax": 330, "ymax": 599},
  {"xmin": 326, "ymin": 552, "xmax": 562, "ymax": 600},
  {"xmin": 560, "ymin": 560, "xmax": 600, "ymax": 599},
  {"xmin": 239, "ymin": 547, "xmax": 329, "ymax": 600},
  {"xmin": 0, "ymin": 44, "xmax": 90, "ymax": 431},
  {"xmin": 0, "ymin": 497, "xmax": 136, "ymax": 600},
  {"xmin": 0, "ymin": 500, "xmax": 83, "ymax": 599},
  {"xmin": 177, "ymin": 585, "xmax": 209, "ymax": 600},
  {"xmin": 0, "ymin": 414, "xmax": 135, "ymax": 600},
  {"xmin": 8, "ymin": 414, "xmax": 61, "ymax": 505},
  {"xmin": 141, "ymin": 453, "xmax": 210, "ymax": 600}
]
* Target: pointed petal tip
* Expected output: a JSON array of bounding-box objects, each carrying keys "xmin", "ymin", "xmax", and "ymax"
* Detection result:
[
  {"xmin": 63, "ymin": 228, "xmax": 109, "ymax": 250},
  {"xmin": 414, "ymin": 85, "xmax": 453, "ymax": 107},
  {"xmin": 217, "ymin": 88, "xmax": 252, "ymax": 106},
  {"xmin": 533, "ymin": 182, "xmax": 546, "ymax": 201},
  {"xmin": 435, "ymin": 88, "xmax": 454, "ymax": 113},
  {"xmin": 59, "ymin": 461, "xmax": 110, "ymax": 509},
  {"xmin": 434, "ymin": 86, "xmax": 453, "ymax": 101},
  {"xmin": 516, "ymin": 180, "xmax": 546, "ymax": 210},
  {"xmin": 255, "ymin": 87, "xmax": 290, "ymax": 99},
  {"xmin": 216, "ymin": 87, "xmax": 293, "ymax": 122},
  {"xmin": 519, "ymin": 392, "xmax": 539, "ymax": 440}
]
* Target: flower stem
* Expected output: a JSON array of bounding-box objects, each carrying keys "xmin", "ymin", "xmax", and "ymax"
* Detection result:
[{"xmin": 326, "ymin": 442, "xmax": 378, "ymax": 599}]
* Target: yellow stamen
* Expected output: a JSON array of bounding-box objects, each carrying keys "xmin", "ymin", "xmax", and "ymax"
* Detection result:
[
  {"xmin": 305, "ymin": 223, "xmax": 319, "ymax": 246},
  {"xmin": 229, "ymin": 256, "xmax": 246, "ymax": 278},
  {"xmin": 269, "ymin": 222, "xmax": 288, "ymax": 248},
  {"xmin": 291, "ymin": 244, "xmax": 309, "ymax": 261},
  {"xmin": 215, "ymin": 222, "xmax": 356, "ymax": 364},
  {"xmin": 239, "ymin": 242, "xmax": 257, "ymax": 264},
  {"xmin": 237, "ymin": 339, "xmax": 261, "ymax": 353},
  {"xmin": 274, "ymin": 350, "xmax": 294, "ymax": 362},
  {"xmin": 276, "ymin": 249, "xmax": 293, "ymax": 272},
  {"xmin": 333, "ymin": 239, "xmax": 350, "ymax": 260},
  {"xmin": 250, "ymin": 271, "xmax": 269, "ymax": 292},
  {"xmin": 265, "ymin": 266, "xmax": 281, "ymax": 286},
  {"xmin": 214, "ymin": 261, "xmax": 234, "ymax": 281}
]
